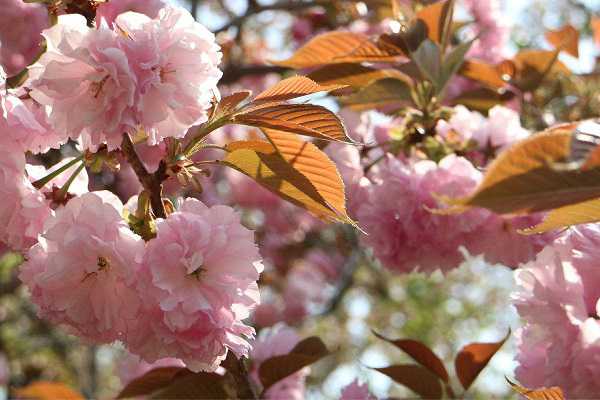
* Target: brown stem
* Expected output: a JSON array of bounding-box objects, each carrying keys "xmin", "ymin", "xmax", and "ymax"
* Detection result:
[
  {"xmin": 223, "ymin": 352, "xmax": 257, "ymax": 400},
  {"xmin": 121, "ymin": 134, "xmax": 167, "ymax": 219}
]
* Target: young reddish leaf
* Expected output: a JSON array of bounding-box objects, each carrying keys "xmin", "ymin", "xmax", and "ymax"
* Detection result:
[
  {"xmin": 373, "ymin": 331, "xmax": 449, "ymax": 383},
  {"xmin": 416, "ymin": 0, "xmax": 455, "ymax": 45},
  {"xmin": 506, "ymin": 378, "xmax": 565, "ymax": 400},
  {"xmin": 455, "ymin": 330, "xmax": 510, "ymax": 391},
  {"xmin": 117, "ymin": 367, "xmax": 191, "ymax": 399},
  {"xmin": 223, "ymin": 138, "xmax": 352, "ymax": 224},
  {"xmin": 212, "ymin": 91, "xmax": 252, "ymax": 120},
  {"xmin": 374, "ymin": 365, "xmax": 443, "ymax": 399},
  {"xmin": 14, "ymin": 382, "xmax": 84, "ymax": 400},
  {"xmin": 259, "ymin": 337, "xmax": 330, "ymax": 392},
  {"xmin": 235, "ymin": 103, "xmax": 352, "ymax": 143},
  {"xmin": 592, "ymin": 17, "xmax": 600, "ymax": 45},
  {"xmin": 445, "ymin": 123, "xmax": 600, "ymax": 214},
  {"xmin": 340, "ymin": 77, "xmax": 413, "ymax": 111},
  {"xmin": 253, "ymin": 76, "xmax": 346, "ymax": 102},
  {"xmin": 307, "ymin": 64, "xmax": 413, "ymax": 91},
  {"xmin": 510, "ymin": 49, "xmax": 569, "ymax": 91},
  {"xmin": 520, "ymin": 197, "xmax": 600, "ymax": 234},
  {"xmin": 271, "ymin": 31, "xmax": 405, "ymax": 69},
  {"xmin": 451, "ymin": 87, "xmax": 515, "ymax": 113},
  {"xmin": 152, "ymin": 372, "xmax": 230, "ymax": 399},
  {"xmin": 459, "ymin": 60, "xmax": 508, "ymax": 89},
  {"xmin": 545, "ymin": 24, "xmax": 579, "ymax": 58}
]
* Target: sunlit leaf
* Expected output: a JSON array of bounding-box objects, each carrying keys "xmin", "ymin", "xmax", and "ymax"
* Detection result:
[
  {"xmin": 259, "ymin": 337, "xmax": 330, "ymax": 392},
  {"xmin": 459, "ymin": 60, "xmax": 509, "ymax": 89},
  {"xmin": 511, "ymin": 49, "xmax": 569, "ymax": 91},
  {"xmin": 451, "ymin": 87, "xmax": 515, "ymax": 112},
  {"xmin": 545, "ymin": 24, "xmax": 579, "ymax": 58},
  {"xmin": 253, "ymin": 76, "xmax": 346, "ymax": 102},
  {"xmin": 455, "ymin": 330, "xmax": 510, "ymax": 391},
  {"xmin": 212, "ymin": 91, "xmax": 252, "ymax": 120},
  {"xmin": 271, "ymin": 31, "xmax": 405, "ymax": 69},
  {"xmin": 374, "ymin": 365, "xmax": 443, "ymax": 399},
  {"xmin": 373, "ymin": 331, "xmax": 449, "ymax": 382},
  {"xmin": 446, "ymin": 123, "xmax": 600, "ymax": 214},
  {"xmin": 14, "ymin": 382, "xmax": 84, "ymax": 400},
  {"xmin": 506, "ymin": 378, "xmax": 565, "ymax": 400},
  {"xmin": 416, "ymin": 0, "xmax": 455, "ymax": 46},
  {"xmin": 235, "ymin": 103, "xmax": 352, "ymax": 142},
  {"xmin": 117, "ymin": 367, "xmax": 190, "ymax": 399},
  {"xmin": 592, "ymin": 17, "xmax": 600, "ymax": 45},
  {"xmin": 521, "ymin": 197, "xmax": 600, "ymax": 234},
  {"xmin": 308, "ymin": 63, "xmax": 412, "ymax": 91},
  {"xmin": 340, "ymin": 77, "xmax": 413, "ymax": 110},
  {"xmin": 223, "ymin": 137, "xmax": 351, "ymax": 223}
]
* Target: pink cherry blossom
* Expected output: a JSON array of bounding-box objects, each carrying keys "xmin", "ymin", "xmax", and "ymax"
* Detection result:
[
  {"xmin": 485, "ymin": 105, "xmax": 530, "ymax": 149},
  {"xmin": 127, "ymin": 198, "xmax": 262, "ymax": 372},
  {"xmin": 115, "ymin": 7, "xmax": 222, "ymax": 144},
  {"xmin": 435, "ymin": 105, "xmax": 487, "ymax": 146},
  {"xmin": 0, "ymin": 140, "xmax": 52, "ymax": 251},
  {"xmin": 513, "ymin": 225, "xmax": 600, "ymax": 397},
  {"xmin": 28, "ymin": 14, "xmax": 137, "ymax": 151},
  {"xmin": 19, "ymin": 191, "xmax": 145, "ymax": 343},
  {"xmin": 117, "ymin": 352, "xmax": 184, "ymax": 386},
  {"xmin": 96, "ymin": 0, "xmax": 166, "ymax": 25},
  {"xmin": 250, "ymin": 324, "xmax": 308, "ymax": 400},
  {"xmin": 0, "ymin": 0, "xmax": 48, "ymax": 76},
  {"xmin": 462, "ymin": 0, "xmax": 510, "ymax": 63},
  {"xmin": 358, "ymin": 155, "xmax": 489, "ymax": 273},
  {"xmin": 340, "ymin": 379, "xmax": 376, "ymax": 400}
]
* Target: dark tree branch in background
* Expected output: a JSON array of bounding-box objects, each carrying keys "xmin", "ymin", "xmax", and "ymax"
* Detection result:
[
  {"xmin": 220, "ymin": 64, "xmax": 291, "ymax": 85},
  {"xmin": 214, "ymin": 0, "xmax": 328, "ymax": 33},
  {"xmin": 191, "ymin": 0, "xmax": 200, "ymax": 19}
]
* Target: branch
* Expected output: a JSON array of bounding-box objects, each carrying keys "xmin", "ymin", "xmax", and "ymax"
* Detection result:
[
  {"xmin": 214, "ymin": 0, "xmax": 327, "ymax": 33},
  {"xmin": 121, "ymin": 134, "xmax": 167, "ymax": 219},
  {"xmin": 220, "ymin": 64, "xmax": 290, "ymax": 85}
]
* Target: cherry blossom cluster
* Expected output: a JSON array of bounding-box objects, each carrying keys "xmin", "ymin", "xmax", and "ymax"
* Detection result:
[{"xmin": 0, "ymin": 1, "xmax": 263, "ymax": 373}]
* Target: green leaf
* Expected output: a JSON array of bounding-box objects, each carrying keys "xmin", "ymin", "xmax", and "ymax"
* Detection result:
[
  {"xmin": 411, "ymin": 40, "xmax": 442, "ymax": 89},
  {"xmin": 439, "ymin": 39, "xmax": 473, "ymax": 92}
]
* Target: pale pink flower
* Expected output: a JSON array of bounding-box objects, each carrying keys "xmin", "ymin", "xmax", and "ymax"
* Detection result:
[
  {"xmin": 128, "ymin": 198, "xmax": 262, "ymax": 372},
  {"xmin": 28, "ymin": 14, "xmax": 137, "ymax": 151},
  {"xmin": 117, "ymin": 352, "xmax": 184, "ymax": 386},
  {"xmin": 0, "ymin": 140, "xmax": 52, "ymax": 251},
  {"xmin": 340, "ymin": 379, "xmax": 376, "ymax": 400},
  {"xmin": 462, "ymin": 0, "xmax": 510, "ymax": 63},
  {"xmin": 435, "ymin": 105, "xmax": 487, "ymax": 146},
  {"xmin": 485, "ymin": 105, "xmax": 529, "ymax": 149},
  {"xmin": 250, "ymin": 324, "xmax": 308, "ymax": 400},
  {"xmin": 96, "ymin": 0, "xmax": 166, "ymax": 25},
  {"xmin": 514, "ymin": 225, "xmax": 600, "ymax": 397},
  {"xmin": 19, "ymin": 191, "xmax": 145, "ymax": 343},
  {"xmin": 0, "ymin": 0, "xmax": 48, "ymax": 76},
  {"xmin": 115, "ymin": 7, "xmax": 222, "ymax": 144},
  {"xmin": 358, "ymin": 155, "xmax": 489, "ymax": 273},
  {"xmin": 283, "ymin": 262, "xmax": 331, "ymax": 321}
]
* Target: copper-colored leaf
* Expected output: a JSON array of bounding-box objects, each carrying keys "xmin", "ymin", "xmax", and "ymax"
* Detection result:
[
  {"xmin": 14, "ymin": 382, "xmax": 84, "ymax": 400},
  {"xmin": 451, "ymin": 87, "xmax": 515, "ymax": 112},
  {"xmin": 153, "ymin": 372, "xmax": 230, "ymax": 399},
  {"xmin": 223, "ymin": 137, "xmax": 351, "ymax": 223},
  {"xmin": 416, "ymin": 0, "xmax": 455, "ymax": 45},
  {"xmin": 545, "ymin": 24, "xmax": 579, "ymax": 58},
  {"xmin": 446, "ymin": 123, "xmax": 600, "ymax": 214},
  {"xmin": 374, "ymin": 365, "xmax": 443, "ymax": 399},
  {"xmin": 213, "ymin": 91, "xmax": 252, "ymax": 120},
  {"xmin": 271, "ymin": 31, "xmax": 405, "ymax": 69},
  {"xmin": 340, "ymin": 77, "xmax": 413, "ymax": 111},
  {"xmin": 259, "ymin": 337, "xmax": 329, "ymax": 392},
  {"xmin": 511, "ymin": 50, "xmax": 569, "ymax": 91},
  {"xmin": 373, "ymin": 331, "xmax": 448, "ymax": 382},
  {"xmin": 459, "ymin": 60, "xmax": 508, "ymax": 89},
  {"xmin": 117, "ymin": 367, "xmax": 190, "ymax": 399},
  {"xmin": 592, "ymin": 17, "xmax": 600, "ymax": 45},
  {"xmin": 308, "ymin": 63, "xmax": 413, "ymax": 91},
  {"xmin": 507, "ymin": 378, "xmax": 565, "ymax": 400},
  {"xmin": 521, "ymin": 197, "xmax": 600, "ymax": 234},
  {"xmin": 235, "ymin": 103, "xmax": 352, "ymax": 142},
  {"xmin": 253, "ymin": 76, "xmax": 346, "ymax": 102},
  {"xmin": 455, "ymin": 330, "xmax": 510, "ymax": 391}
]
